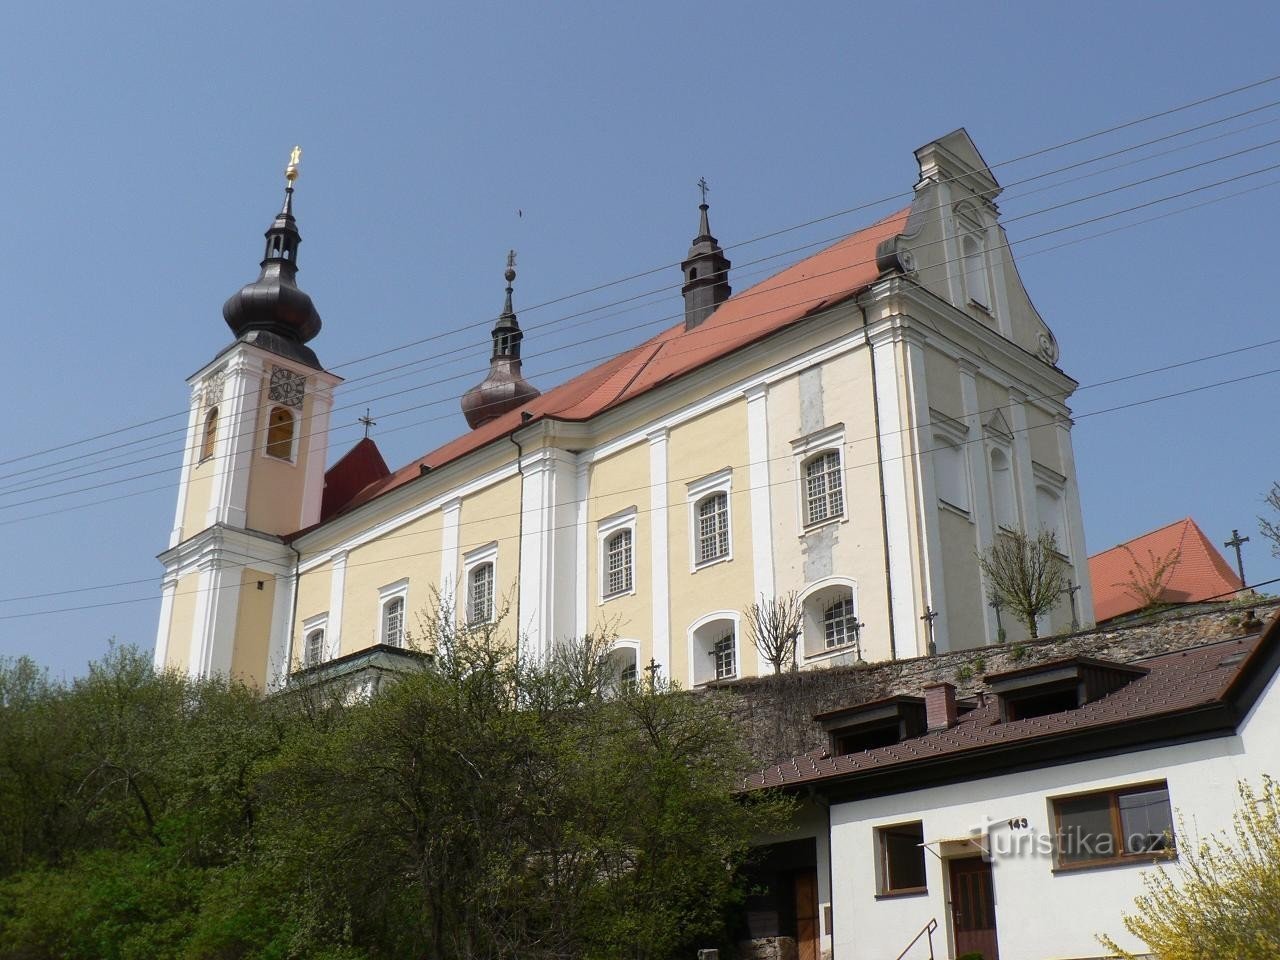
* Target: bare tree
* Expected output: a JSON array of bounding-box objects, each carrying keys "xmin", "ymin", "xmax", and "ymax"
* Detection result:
[
  {"xmin": 744, "ymin": 591, "xmax": 804, "ymax": 675},
  {"xmin": 1261, "ymin": 482, "xmax": 1280, "ymax": 559},
  {"xmin": 977, "ymin": 527, "xmax": 1068, "ymax": 639},
  {"xmin": 1116, "ymin": 544, "xmax": 1181, "ymax": 612}
]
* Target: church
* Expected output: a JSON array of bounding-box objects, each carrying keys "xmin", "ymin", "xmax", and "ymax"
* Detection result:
[{"xmin": 153, "ymin": 130, "xmax": 1094, "ymax": 692}]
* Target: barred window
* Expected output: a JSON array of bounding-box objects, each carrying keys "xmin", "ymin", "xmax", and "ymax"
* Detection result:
[
  {"xmin": 712, "ymin": 634, "xmax": 736, "ymax": 680},
  {"xmin": 619, "ymin": 661, "xmax": 638, "ymax": 692},
  {"xmin": 823, "ymin": 597, "xmax": 858, "ymax": 649},
  {"xmin": 605, "ymin": 529, "xmax": 633, "ymax": 597},
  {"xmin": 200, "ymin": 407, "xmax": 218, "ymax": 462},
  {"xmin": 696, "ymin": 493, "xmax": 730, "ymax": 564},
  {"xmin": 382, "ymin": 596, "xmax": 404, "ymax": 647},
  {"xmin": 468, "ymin": 562, "xmax": 495, "ymax": 624},
  {"xmin": 304, "ymin": 628, "xmax": 325, "ymax": 666},
  {"xmin": 804, "ymin": 451, "xmax": 844, "ymax": 525}
]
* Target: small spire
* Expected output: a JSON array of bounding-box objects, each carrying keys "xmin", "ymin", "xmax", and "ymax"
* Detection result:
[
  {"xmin": 681, "ymin": 180, "xmax": 732, "ymax": 330},
  {"xmin": 502, "ymin": 249, "xmax": 517, "ymax": 318},
  {"xmin": 281, "ymin": 145, "xmax": 301, "ymax": 217},
  {"xmin": 460, "ymin": 249, "xmax": 540, "ymax": 429}
]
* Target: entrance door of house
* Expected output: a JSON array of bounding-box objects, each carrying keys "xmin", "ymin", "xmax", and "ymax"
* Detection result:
[
  {"xmin": 793, "ymin": 868, "xmax": 819, "ymax": 960},
  {"xmin": 948, "ymin": 856, "xmax": 999, "ymax": 959}
]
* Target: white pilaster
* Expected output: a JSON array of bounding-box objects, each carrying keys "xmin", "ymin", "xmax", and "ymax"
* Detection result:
[
  {"xmin": 153, "ymin": 576, "xmax": 178, "ymax": 670},
  {"xmin": 648, "ymin": 428, "xmax": 671, "ymax": 677},
  {"xmin": 517, "ymin": 447, "xmax": 578, "ymax": 661},
  {"xmin": 902, "ymin": 332, "xmax": 950, "ymax": 652},
  {"xmin": 1006, "ymin": 388, "xmax": 1039, "ymax": 534},
  {"xmin": 207, "ymin": 351, "xmax": 266, "ymax": 529},
  {"xmin": 439, "ymin": 498, "xmax": 462, "ymax": 612},
  {"xmin": 958, "ymin": 360, "xmax": 999, "ymax": 644},
  {"xmin": 745, "ymin": 385, "xmax": 775, "ymax": 604},
  {"xmin": 1056, "ymin": 418, "xmax": 1094, "ymax": 628},
  {"xmin": 327, "ymin": 550, "xmax": 348, "ymax": 659},
  {"xmin": 169, "ymin": 385, "xmax": 203, "ymax": 547},
  {"xmin": 870, "ymin": 329, "xmax": 922, "ymax": 657},
  {"xmin": 299, "ymin": 379, "xmax": 337, "ymax": 528},
  {"xmin": 190, "ymin": 557, "xmax": 241, "ymax": 677},
  {"xmin": 574, "ymin": 462, "xmax": 590, "ymax": 638},
  {"xmin": 266, "ymin": 562, "xmax": 296, "ymax": 689}
]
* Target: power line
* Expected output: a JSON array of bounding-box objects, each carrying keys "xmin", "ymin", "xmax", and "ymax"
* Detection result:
[{"xmin": 5, "ymin": 74, "xmax": 1279, "ymax": 474}]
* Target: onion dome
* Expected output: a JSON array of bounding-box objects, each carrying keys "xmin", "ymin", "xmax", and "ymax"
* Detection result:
[
  {"xmin": 221, "ymin": 147, "xmax": 323, "ymax": 369},
  {"xmin": 461, "ymin": 251, "xmax": 541, "ymax": 429}
]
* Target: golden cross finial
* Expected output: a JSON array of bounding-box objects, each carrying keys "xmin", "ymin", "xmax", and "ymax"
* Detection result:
[
  {"xmin": 506, "ymin": 249, "xmax": 517, "ymax": 270},
  {"xmin": 285, "ymin": 145, "xmax": 302, "ymax": 183}
]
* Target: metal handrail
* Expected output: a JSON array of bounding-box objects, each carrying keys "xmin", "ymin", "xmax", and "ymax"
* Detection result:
[{"xmin": 893, "ymin": 917, "xmax": 938, "ymax": 960}]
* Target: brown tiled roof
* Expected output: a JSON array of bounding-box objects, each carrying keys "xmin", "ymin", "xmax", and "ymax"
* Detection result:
[
  {"xmin": 744, "ymin": 615, "xmax": 1276, "ymax": 792},
  {"xmin": 322, "ymin": 208, "xmax": 912, "ymax": 520},
  {"xmin": 1089, "ymin": 517, "xmax": 1244, "ymax": 623}
]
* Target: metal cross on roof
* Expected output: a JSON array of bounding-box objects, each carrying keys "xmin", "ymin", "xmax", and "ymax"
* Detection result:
[
  {"xmin": 697, "ymin": 176, "xmax": 710, "ymax": 204},
  {"xmin": 358, "ymin": 408, "xmax": 377, "ymax": 438},
  {"xmin": 1224, "ymin": 528, "xmax": 1250, "ymax": 586}
]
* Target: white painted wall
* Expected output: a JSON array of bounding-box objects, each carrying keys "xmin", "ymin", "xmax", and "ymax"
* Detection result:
[{"xmin": 825, "ymin": 663, "xmax": 1280, "ymax": 960}]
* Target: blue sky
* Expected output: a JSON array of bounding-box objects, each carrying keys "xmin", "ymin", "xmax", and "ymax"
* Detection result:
[{"xmin": 2, "ymin": 1, "xmax": 1279, "ymax": 678}]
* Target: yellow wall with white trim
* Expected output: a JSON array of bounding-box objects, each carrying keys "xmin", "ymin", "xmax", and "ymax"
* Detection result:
[{"xmin": 230, "ymin": 568, "xmax": 274, "ymax": 687}]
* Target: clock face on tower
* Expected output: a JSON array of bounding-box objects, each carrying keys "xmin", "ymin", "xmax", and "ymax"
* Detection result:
[{"xmin": 269, "ymin": 366, "xmax": 306, "ymax": 409}]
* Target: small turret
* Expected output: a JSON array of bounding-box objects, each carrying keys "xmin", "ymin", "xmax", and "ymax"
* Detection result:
[
  {"xmin": 461, "ymin": 251, "xmax": 541, "ymax": 429},
  {"xmin": 680, "ymin": 178, "xmax": 732, "ymax": 330}
]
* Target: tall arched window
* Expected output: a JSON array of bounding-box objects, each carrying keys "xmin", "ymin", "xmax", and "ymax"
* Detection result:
[
  {"xmin": 468, "ymin": 562, "xmax": 494, "ymax": 624},
  {"xmin": 800, "ymin": 579, "xmax": 860, "ymax": 661},
  {"xmin": 304, "ymin": 628, "xmax": 325, "ymax": 667},
  {"xmin": 990, "ymin": 446, "xmax": 1017, "ymax": 530},
  {"xmin": 962, "ymin": 232, "xmax": 990, "ymax": 308},
  {"xmin": 604, "ymin": 529, "xmax": 633, "ymax": 597},
  {"xmin": 265, "ymin": 406, "xmax": 295, "ymax": 460},
  {"xmin": 200, "ymin": 407, "xmax": 218, "ymax": 462},
  {"xmin": 696, "ymin": 493, "xmax": 729, "ymax": 565},
  {"xmin": 803, "ymin": 450, "xmax": 844, "ymax": 525},
  {"xmin": 689, "ymin": 613, "xmax": 739, "ymax": 686},
  {"xmin": 382, "ymin": 596, "xmax": 405, "ymax": 647}
]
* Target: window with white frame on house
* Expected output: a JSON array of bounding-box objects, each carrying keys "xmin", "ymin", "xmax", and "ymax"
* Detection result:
[
  {"xmin": 803, "ymin": 450, "xmax": 844, "ymax": 525},
  {"xmin": 689, "ymin": 615, "xmax": 739, "ymax": 686},
  {"xmin": 696, "ymin": 493, "xmax": 730, "ymax": 564},
  {"xmin": 823, "ymin": 596, "xmax": 859, "ymax": 649},
  {"xmin": 604, "ymin": 528, "xmax": 634, "ymax": 597},
  {"xmin": 304, "ymin": 627, "xmax": 325, "ymax": 667},
  {"xmin": 468, "ymin": 562, "xmax": 495, "ymax": 624},
  {"xmin": 1053, "ymin": 782, "xmax": 1174, "ymax": 868},
  {"xmin": 381, "ymin": 596, "xmax": 405, "ymax": 647},
  {"xmin": 876, "ymin": 821, "xmax": 927, "ymax": 895},
  {"xmin": 961, "ymin": 231, "xmax": 990, "ymax": 308},
  {"xmin": 801, "ymin": 581, "xmax": 860, "ymax": 660}
]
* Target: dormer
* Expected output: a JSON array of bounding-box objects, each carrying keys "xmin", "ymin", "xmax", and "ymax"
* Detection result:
[
  {"xmin": 815, "ymin": 695, "xmax": 927, "ymax": 756},
  {"xmin": 984, "ymin": 657, "xmax": 1148, "ymax": 723}
]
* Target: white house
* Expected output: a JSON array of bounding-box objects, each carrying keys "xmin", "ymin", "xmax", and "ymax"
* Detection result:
[{"xmin": 744, "ymin": 611, "xmax": 1280, "ymax": 960}]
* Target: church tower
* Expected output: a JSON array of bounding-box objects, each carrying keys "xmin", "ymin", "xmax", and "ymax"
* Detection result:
[
  {"xmin": 680, "ymin": 182, "xmax": 732, "ymax": 329},
  {"xmin": 154, "ymin": 149, "xmax": 341, "ymax": 686}
]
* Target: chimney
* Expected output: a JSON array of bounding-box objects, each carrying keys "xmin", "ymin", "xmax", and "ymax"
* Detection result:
[{"xmin": 923, "ymin": 681, "xmax": 957, "ymax": 732}]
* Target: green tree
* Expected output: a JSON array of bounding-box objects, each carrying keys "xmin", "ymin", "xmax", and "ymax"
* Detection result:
[
  {"xmin": 977, "ymin": 527, "xmax": 1068, "ymax": 639},
  {"xmin": 1100, "ymin": 778, "xmax": 1280, "ymax": 959}
]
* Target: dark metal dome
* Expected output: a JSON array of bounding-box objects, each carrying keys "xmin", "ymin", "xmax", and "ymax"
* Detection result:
[{"xmin": 461, "ymin": 253, "xmax": 540, "ymax": 429}]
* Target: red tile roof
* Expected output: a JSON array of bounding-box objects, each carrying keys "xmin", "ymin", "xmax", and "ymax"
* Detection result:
[
  {"xmin": 325, "ymin": 207, "xmax": 912, "ymax": 519},
  {"xmin": 320, "ymin": 437, "xmax": 390, "ymax": 522},
  {"xmin": 1089, "ymin": 517, "xmax": 1244, "ymax": 623},
  {"xmin": 744, "ymin": 615, "xmax": 1275, "ymax": 792}
]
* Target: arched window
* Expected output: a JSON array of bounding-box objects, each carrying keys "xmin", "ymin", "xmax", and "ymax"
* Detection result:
[
  {"xmin": 962, "ymin": 232, "xmax": 990, "ymax": 308},
  {"xmin": 606, "ymin": 643, "xmax": 639, "ymax": 695},
  {"xmin": 200, "ymin": 407, "xmax": 218, "ymax": 462},
  {"xmin": 604, "ymin": 529, "xmax": 633, "ymax": 597},
  {"xmin": 696, "ymin": 493, "xmax": 729, "ymax": 565},
  {"xmin": 265, "ymin": 406, "xmax": 295, "ymax": 460},
  {"xmin": 803, "ymin": 450, "xmax": 844, "ymax": 525},
  {"xmin": 990, "ymin": 446, "xmax": 1017, "ymax": 530},
  {"xmin": 468, "ymin": 562, "xmax": 494, "ymax": 624},
  {"xmin": 382, "ymin": 596, "xmax": 405, "ymax": 647},
  {"xmin": 689, "ymin": 613, "xmax": 739, "ymax": 686},
  {"xmin": 304, "ymin": 628, "xmax": 325, "ymax": 667},
  {"xmin": 712, "ymin": 634, "xmax": 736, "ymax": 681},
  {"xmin": 800, "ymin": 579, "xmax": 860, "ymax": 661}
]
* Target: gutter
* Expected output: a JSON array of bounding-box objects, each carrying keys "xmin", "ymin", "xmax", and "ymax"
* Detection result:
[{"xmin": 861, "ymin": 303, "xmax": 897, "ymax": 661}]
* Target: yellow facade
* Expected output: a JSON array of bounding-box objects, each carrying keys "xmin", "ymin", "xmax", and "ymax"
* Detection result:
[{"xmin": 230, "ymin": 569, "xmax": 275, "ymax": 687}]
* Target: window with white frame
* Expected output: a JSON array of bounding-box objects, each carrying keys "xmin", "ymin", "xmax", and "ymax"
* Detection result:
[
  {"xmin": 382, "ymin": 596, "xmax": 404, "ymax": 647},
  {"xmin": 605, "ymin": 529, "xmax": 633, "ymax": 597},
  {"xmin": 800, "ymin": 579, "xmax": 860, "ymax": 661},
  {"xmin": 696, "ymin": 493, "xmax": 729, "ymax": 564},
  {"xmin": 468, "ymin": 562, "xmax": 494, "ymax": 624},
  {"xmin": 304, "ymin": 627, "xmax": 326, "ymax": 667},
  {"xmin": 688, "ymin": 613, "xmax": 739, "ymax": 686},
  {"xmin": 803, "ymin": 450, "xmax": 844, "ymax": 526},
  {"xmin": 597, "ymin": 509, "xmax": 637, "ymax": 602},
  {"xmin": 606, "ymin": 643, "xmax": 639, "ymax": 695},
  {"xmin": 686, "ymin": 468, "xmax": 733, "ymax": 570}
]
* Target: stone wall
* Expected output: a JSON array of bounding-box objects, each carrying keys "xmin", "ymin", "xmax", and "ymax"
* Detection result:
[{"xmin": 725, "ymin": 602, "xmax": 1278, "ymax": 765}]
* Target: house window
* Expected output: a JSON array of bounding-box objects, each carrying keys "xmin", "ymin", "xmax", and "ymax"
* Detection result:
[
  {"xmin": 712, "ymin": 634, "xmax": 736, "ymax": 680},
  {"xmin": 696, "ymin": 493, "xmax": 730, "ymax": 565},
  {"xmin": 265, "ymin": 406, "xmax": 295, "ymax": 460},
  {"xmin": 468, "ymin": 562, "xmax": 495, "ymax": 624},
  {"xmin": 604, "ymin": 529, "xmax": 634, "ymax": 598},
  {"xmin": 304, "ymin": 627, "xmax": 325, "ymax": 667},
  {"xmin": 1053, "ymin": 783, "xmax": 1174, "ymax": 869},
  {"xmin": 800, "ymin": 579, "xmax": 859, "ymax": 661},
  {"xmin": 200, "ymin": 407, "xmax": 218, "ymax": 462},
  {"xmin": 689, "ymin": 613, "xmax": 739, "ymax": 686},
  {"xmin": 803, "ymin": 451, "xmax": 844, "ymax": 526},
  {"xmin": 877, "ymin": 822, "xmax": 927, "ymax": 895},
  {"xmin": 823, "ymin": 597, "xmax": 858, "ymax": 649},
  {"xmin": 381, "ymin": 596, "xmax": 405, "ymax": 647}
]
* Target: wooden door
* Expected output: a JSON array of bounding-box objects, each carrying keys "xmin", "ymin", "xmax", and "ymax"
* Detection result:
[
  {"xmin": 793, "ymin": 868, "xmax": 819, "ymax": 960},
  {"xmin": 948, "ymin": 856, "xmax": 999, "ymax": 960}
]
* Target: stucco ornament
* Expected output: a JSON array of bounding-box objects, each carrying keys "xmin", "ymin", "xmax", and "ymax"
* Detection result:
[{"xmin": 1038, "ymin": 331, "xmax": 1060, "ymax": 365}]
